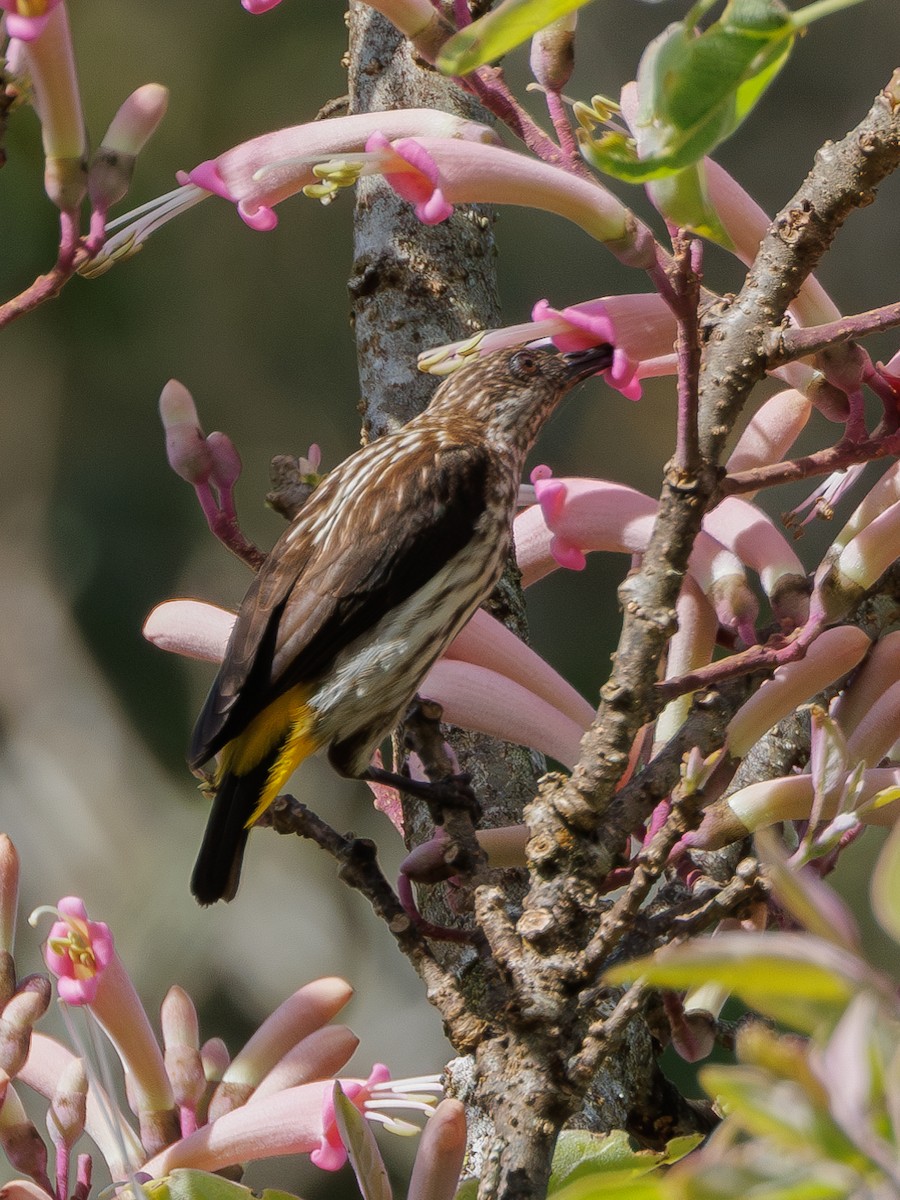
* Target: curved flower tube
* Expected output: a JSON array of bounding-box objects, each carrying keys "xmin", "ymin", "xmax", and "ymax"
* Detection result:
[
  {"xmin": 725, "ymin": 387, "xmax": 813, "ymax": 483},
  {"xmin": 702, "ymin": 497, "xmax": 809, "ymax": 630},
  {"xmin": 421, "ymin": 292, "xmax": 677, "ymax": 402},
  {"xmin": 371, "ymin": 136, "xmax": 658, "ymax": 266},
  {"xmin": 89, "ymin": 110, "xmax": 498, "ymax": 269},
  {"xmin": 208, "ymin": 977, "xmax": 353, "ymax": 1120},
  {"xmin": 654, "ymin": 577, "xmax": 718, "ymax": 750},
  {"xmin": 422, "ymin": 659, "xmax": 587, "ymax": 768},
  {"xmin": 20, "ymin": 1033, "xmax": 144, "ymax": 1178},
  {"xmin": 191, "ymin": 115, "xmax": 496, "ymax": 231},
  {"xmin": 514, "ymin": 476, "xmax": 760, "ymax": 643},
  {"xmin": 683, "ymin": 767, "xmax": 900, "ymax": 852},
  {"xmin": 444, "ymin": 608, "xmax": 594, "ymax": 730},
  {"xmin": 831, "ymin": 631, "xmax": 900, "ymax": 741},
  {"xmin": 725, "ymin": 625, "xmax": 871, "ymax": 760},
  {"xmin": 7, "ymin": 1, "xmax": 87, "ymax": 212}
]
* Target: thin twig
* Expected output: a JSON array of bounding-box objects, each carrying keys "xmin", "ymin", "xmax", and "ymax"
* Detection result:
[{"xmin": 768, "ymin": 299, "xmax": 900, "ymax": 365}]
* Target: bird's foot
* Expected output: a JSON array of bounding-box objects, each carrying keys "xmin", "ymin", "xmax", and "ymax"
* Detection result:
[{"xmin": 362, "ymin": 766, "xmax": 482, "ymax": 825}]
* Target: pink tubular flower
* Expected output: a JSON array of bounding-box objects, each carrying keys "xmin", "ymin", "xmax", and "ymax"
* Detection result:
[
  {"xmin": 141, "ymin": 1066, "xmax": 440, "ymax": 1177},
  {"xmin": 7, "ymin": 1, "xmax": 87, "ymax": 213},
  {"xmin": 422, "ymin": 294, "xmax": 676, "ymax": 401},
  {"xmin": 531, "ymin": 295, "xmax": 675, "ymax": 401},
  {"xmin": 516, "ymin": 475, "xmax": 760, "ymax": 644},
  {"xmin": 369, "ymin": 136, "xmax": 657, "ymax": 265},
  {"xmin": 40, "ymin": 898, "xmax": 113, "ymax": 1007},
  {"xmin": 187, "ymin": 113, "xmax": 498, "ymax": 232},
  {"xmin": 88, "ymin": 111, "xmax": 499, "ymax": 272},
  {"xmin": 365, "ymin": 132, "xmax": 453, "ymax": 224},
  {"xmin": 1, "ymin": 0, "xmax": 62, "ymax": 42}
]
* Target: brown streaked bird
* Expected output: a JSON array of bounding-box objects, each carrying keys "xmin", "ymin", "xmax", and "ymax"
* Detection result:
[{"xmin": 188, "ymin": 344, "xmax": 613, "ymax": 904}]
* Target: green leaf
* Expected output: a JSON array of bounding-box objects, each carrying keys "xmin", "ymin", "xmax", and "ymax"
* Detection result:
[
  {"xmin": 585, "ymin": 1, "xmax": 795, "ymax": 186},
  {"xmin": 605, "ymin": 932, "xmax": 880, "ymax": 1034},
  {"xmin": 544, "ymin": 1129, "xmax": 701, "ymax": 1199},
  {"xmin": 436, "ymin": 0, "xmax": 593, "ymax": 76},
  {"xmin": 699, "ymin": 1064, "xmax": 868, "ymax": 1168},
  {"xmin": 332, "ymin": 1083, "xmax": 392, "ymax": 1200},
  {"xmin": 871, "ymin": 816, "xmax": 900, "ymax": 945},
  {"xmin": 551, "ymin": 1176, "xmax": 666, "ymax": 1200},
  {"xmin": 141, "ymin": 1172, "xmax": 300, "ymax": 1200}
]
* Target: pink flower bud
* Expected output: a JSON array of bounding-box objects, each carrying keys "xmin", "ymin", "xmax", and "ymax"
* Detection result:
[
  {"xmin": 206, "ymin": 431, "xmax": 243, "ymax": 493},
  {"xmin": 47, "ymin": 1057, "xmax": 87, "ymax": 1150},
  {"xmin": 0, "ymin": 837, "xmax": 20, "ymax": 958},
  {"xmin": 159, "ymin": 380, "xmax": 214, "ymax": 485},
  {"xmin": 0, "ymin": 978, "xmax": 51, "ymax": 1077},
  {"xmin": 89, "ymin": 83, "xmax": 169, "ymax": 213},
  {"xmin": 530, "ymin": 16, "xmax": 577, "ymax": 92},
  {"xmin": 726, "ymin": 626, "xmax": 870, "ymax": 759}
]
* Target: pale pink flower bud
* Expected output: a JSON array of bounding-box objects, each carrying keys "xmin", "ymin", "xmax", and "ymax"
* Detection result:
[
  {"xmin": 0, "ymin": 1081, "xmax": 48, "ymax": 1183},
  {"xmin": 208, "ymin": 978, "xmax": 353, "ymax": 1122},
  {"xmin": 89, "ymin": 83, "xmax": 169, "ymax": 213},
  {"xmin": 159, "ymin": 380, "xmax": 214, "ymax": 486},
  {"xmin": 704, "ymin": 497, "xmax": 809, "ymax": 631},
  {"xmin": 655, "ymin": 578, "xmax": 718, "ymax": 749},
  {"xmin": 251, "ymin": 1026, "xmax": 360, "ymax": 1101},
  {"xmin": 844, "ymin": 681, "xmax": 900, "ymax": 769},
  {"xmin": 725, "ymin": 626, "xmax": 871, "ymax": 759},
  {"xmin": 530, "ymin": 15, "xmax": 577, "ymax": 92},
  {"xmin": 408, "ymin": 1098, "xmax": 467, "ymax": 1200},
  {"xmin": 143, "ymin": 600, "xmax": 234, "ymax": 663},
  {"xmin": 446, "ymin": 608, "xmax": 593, "ymax": 730},
  {"xmin": 205, "ymin": 431, "xmax": 243, "ymax": 493},
  {"xmin": 0, "ymin": 979, "xmax": 51, "ymax": 1077},
  {"xmin": 0, "ymin": 836, "xmax": 20, "ymax": 959},
  {"xmin": 807, "ymin": 375, "xmax": 851, "ymax": 423},
  {"xmin": 200, "ymin": 1038, "xmax": 230, "ymax": 1085},
  {"xmin": 725, "ymin": 388, "xmax": 812, "ymax": 482},
  {"xmin": 161, "ymin": 986, "xmax": 205, "ymax": 1111},
  {"xmin": 701, "ymin": 156, "xmax": 840, "ymax": 328},
  {"xmin": 831, "ymin": 631, "xmax": 900, "ymax": 740},
  {"xmin": 683, "ymin": 767, "xmax": 900, "ymax": 851},
  {"xmin": 12, "ymin": 2, "xmax": 87, "ymax": 212},
  {"xmin": 46, "ymin": 1057, "xmax": 87, "ymax": 1151},
  {"xmin": 422, "ymin": 659, "xmax": 587, "ymax": 768},
  {"xmin": 812, "ymin": 497, "xmax": 900, "ymax": 626}
]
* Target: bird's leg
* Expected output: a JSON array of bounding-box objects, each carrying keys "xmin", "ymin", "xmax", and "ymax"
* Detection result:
[{"xmin": 361, "ymin": 764, "xmax": 482, "ymax": 825}]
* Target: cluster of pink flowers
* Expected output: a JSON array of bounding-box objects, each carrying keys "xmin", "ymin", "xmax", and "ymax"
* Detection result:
[{"xmin": 0, "ymin": 838, "xmax": 461, "ymax": 1200}]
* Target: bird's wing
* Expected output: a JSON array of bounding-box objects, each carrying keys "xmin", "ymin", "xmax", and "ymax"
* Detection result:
[{"xmin": 189, "ymin": 435, "xmax": 494, "ymax": 767}]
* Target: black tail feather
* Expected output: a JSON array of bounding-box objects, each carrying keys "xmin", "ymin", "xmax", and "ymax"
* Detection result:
[{"xmin": 191, "ymin": 756, "xmax": 273, "ymax": 904}]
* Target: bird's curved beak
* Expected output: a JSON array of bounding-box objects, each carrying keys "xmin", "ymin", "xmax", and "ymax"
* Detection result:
[{"xmin": 562, "ymin": 343, "xmax": 614, "ymax": 383}]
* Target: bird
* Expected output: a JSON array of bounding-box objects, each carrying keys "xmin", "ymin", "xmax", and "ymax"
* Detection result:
[{"xmin": 188, "ymin": 343, "xmax": 613, "ymax": 903}]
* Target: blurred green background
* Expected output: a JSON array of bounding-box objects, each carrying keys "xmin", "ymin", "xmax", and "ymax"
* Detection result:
[{"xmin": 1, "ymin": 0, "xmax": 898, "ymax": 1194}]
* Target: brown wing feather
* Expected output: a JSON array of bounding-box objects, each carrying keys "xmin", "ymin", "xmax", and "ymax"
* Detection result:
[{"xmin": 189, "ymin": 431, "xmax": 492, "ymax": 768}]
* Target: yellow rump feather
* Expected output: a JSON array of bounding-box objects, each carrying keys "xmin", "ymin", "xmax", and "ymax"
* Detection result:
[{"xmin": 215, "ymin": 685, "xmax": 319, "ymax": 827}]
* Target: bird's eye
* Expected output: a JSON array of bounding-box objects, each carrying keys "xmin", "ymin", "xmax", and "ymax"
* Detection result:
[{"xmin": 509, "ymin": 350, "xmax": 539, "ymax": 379}]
